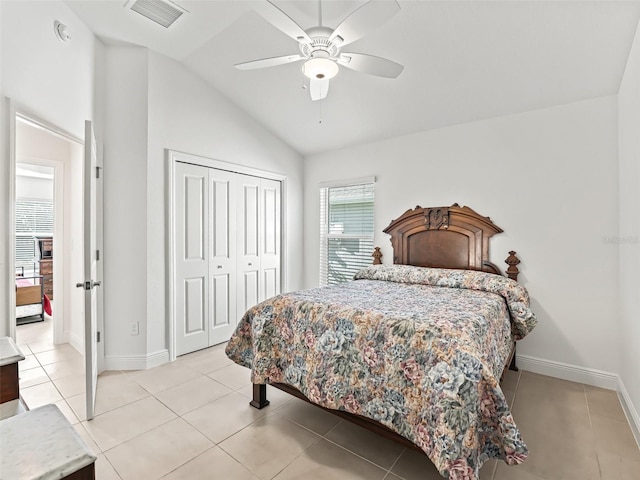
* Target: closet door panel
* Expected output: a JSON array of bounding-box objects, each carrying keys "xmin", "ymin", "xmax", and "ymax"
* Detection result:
[
  {"xmin": 175, "ymin": 162, "xmax": 209, "ymax": 355},
  {"xmin": 184, "ymin": 278, "xmax": 206, "ymax": 333},
  {"xmin": 173, "ymin": 161, "xmax": 282, "ymax": 354},
  {"xmin": 209, "ymin": 170, "xmax": 237, "ymax": 346},
  {"xmin": 184, "ymin": 176, "xmax": 206, "ymax": 260},
  {"xmin": 241, "ymin": 182, "xmax": 259, "ymax": 257},
  {"xmin": 263, "ymin": 268, "xmax": 278, "ymax": 300},
  {"xmin": 260, "ymin": 179, "xmax": 281, "ymax": 302},
  {"xmin": 211, "ymin": 274, "xmax": 230, "ymax": 326},
  {"xmin": 237, "ymin": 175, "xmax": 261, "ymax": 315},
  {"xmin": 240, "ymin": 270, "xmax": 259, "ymax": 315}
]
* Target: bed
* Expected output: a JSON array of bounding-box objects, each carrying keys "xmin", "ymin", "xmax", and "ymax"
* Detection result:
[
  {"xmin": 16, "ymin": 274, "xmax": 51, "ymax": 325},
  {"xmin": 225, "ymin": 204, "xmax": 537, "ymax": 480}
]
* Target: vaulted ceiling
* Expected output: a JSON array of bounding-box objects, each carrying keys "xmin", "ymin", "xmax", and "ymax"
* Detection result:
[{"xmin": 66, "ymin": 1, "xmax": 640, "ymax": 155}]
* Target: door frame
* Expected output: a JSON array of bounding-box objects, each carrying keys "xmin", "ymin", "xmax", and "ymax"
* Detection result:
[
  {"xmin": 6, "ymin": 104, "xmax": 104, "ymax": 373},
  {"xmin": 166, "ymin": 149, "xmax": 287, "ymax": 361}
]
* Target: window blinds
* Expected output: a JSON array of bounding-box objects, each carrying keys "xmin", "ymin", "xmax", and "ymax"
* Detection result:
[
  {"xmin": 15, "ymin": 199, "xmax": 53, "ymax": 269},
  {"xmin": 319, "ymin": 182, "xmax": 375, "ymax": 286}
]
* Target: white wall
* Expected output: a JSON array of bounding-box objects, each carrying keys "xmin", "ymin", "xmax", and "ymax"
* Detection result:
[
  {"xmin": 146, "ymin": 52, "xmax": 305, "ymax": 359},
  {"xmin": 0, "ymin": 1, "xmax": 95, "ymax": 138},
  {"xmin": 305, "ymin": 96, "xmax": 620, "ymax": 377},
  {"xmin": 101, "ymin": 48, "xmax": 305, "ymax": 368},
  {"xmin": 102, "ymin": 46, "xmax": 150, "ymax": 366},
  {"xmin": 618, "ymin": 18, "xmax": 640, "ymax": 441},
  {"xmin": 16, "ymin": 172, "xmax": 54, "ymax": 201},
  {"xmin": 0, "ymin": 0, "xmax": 98, "ymax": 337}
]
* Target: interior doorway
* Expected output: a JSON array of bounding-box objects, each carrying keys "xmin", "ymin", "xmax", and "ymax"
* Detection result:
[
  {"xmin": 13, "ymin": 116, "xmax": 85, "ymax": 352},
  {"xmin": 15, "ymin": 163, "xmax": 55, "ymax": 344}
]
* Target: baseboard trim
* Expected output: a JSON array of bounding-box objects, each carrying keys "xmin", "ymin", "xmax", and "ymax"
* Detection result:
[
  {"xmin": 146, "ymin": 349, "xmax": 170, "ymax": 369},
  {"xmin": 104, "ymin": 349, "xmax": 169, "ymax": 371},
  {"xmin": 516, "ymin": 354, "xmax": 619, "ymax": 390},
  {"xmin": 618, "ymin": 379, "xmax": 640, "ymax": 449},
  {"xmin": 67, "ymin": 330, "xmax": 83, "ymax": 355}
]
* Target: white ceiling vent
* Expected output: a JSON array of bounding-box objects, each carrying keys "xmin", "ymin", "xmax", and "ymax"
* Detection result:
[{"xmin": 126, "ymin": 0, "xmax": 187, "ymax": 28}]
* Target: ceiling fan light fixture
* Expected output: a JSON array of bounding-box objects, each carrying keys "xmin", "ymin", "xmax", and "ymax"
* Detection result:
[{"xmin": 302, "ymin": 57, "xmax": 339, "ymax": 80}]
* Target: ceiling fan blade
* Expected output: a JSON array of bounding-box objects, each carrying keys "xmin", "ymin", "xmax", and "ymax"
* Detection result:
[
  {"xmin": 254, "ymin": 1, "xmax": 311, "ymax": 43},
  {"xmin": 329, "ymin": 0, "xmax": 400, "ymax": 47},
  {"xmin": 310, "ymin": 77, "xmax": 330, "ymax": 101},
  {"xmin": 235, "ymin": 54, "xmax": 303, "ymax": 70},
  {"xmin": 338, "ymin": 52, "xmax": 404, "ymax": 78}
]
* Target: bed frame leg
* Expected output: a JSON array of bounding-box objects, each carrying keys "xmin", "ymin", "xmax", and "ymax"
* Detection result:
[
  {"xmin": 250, "ymin": 384, "xmax": 270, "ymax": 409},
  {"xmin": 509, "ymin": 344, "xmax": 519, "ymax": 372}
]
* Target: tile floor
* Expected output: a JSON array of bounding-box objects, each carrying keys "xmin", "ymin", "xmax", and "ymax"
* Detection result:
[{"xmin": 14, "ymin": 317, "xmax": 640, "ymax": 480}]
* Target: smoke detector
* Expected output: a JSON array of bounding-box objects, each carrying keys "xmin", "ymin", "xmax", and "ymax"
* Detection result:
[
  {"xmin": 125, "ymin": 0, "xmax": 187, "ymax": 28},
  {"xmin": 54, "ymin": 21, "xmax": 71, "ymax": 43}
]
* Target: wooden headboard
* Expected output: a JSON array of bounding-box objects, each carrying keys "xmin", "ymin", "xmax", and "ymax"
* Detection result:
[{"xmin": 377, "ymin": 204, "xmax": 520, "ymax": 280}]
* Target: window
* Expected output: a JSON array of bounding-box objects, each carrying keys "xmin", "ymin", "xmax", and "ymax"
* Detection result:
[
  {"xmin": 15, "ymin": 199, "xmax": 53, "ymax": 273},
  {"xmin": 319, "ymin": 180, "xmax": 375, "ymax": 286}
]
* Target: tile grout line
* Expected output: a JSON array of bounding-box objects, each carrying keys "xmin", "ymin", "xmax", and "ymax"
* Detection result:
[
  {"xmin": 489, "ymin": 457, "xmax": 498, "ymax": 480},
  {"xmin": 385, "ymin": 447, "xmax": 407, "ymax": 479},
  {"xmin": 584, "ymin": 384, "xmax": 593, "ymax": 429},
  {"xmin": 156, "ymin": 445, "xmax": 219, "ymax": 480},
  {"xmin": 263, "ymin": 414, "xmax": 396, "ymax": 478},
  {"xmin": 583, "ymin": 385, "xmax": 604, "ymax": 480}
]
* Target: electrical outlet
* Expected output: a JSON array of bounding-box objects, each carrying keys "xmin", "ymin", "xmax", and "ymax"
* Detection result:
[{"xmin": 130, "ymin": 322, "xmax": 139, "ymax": 336}]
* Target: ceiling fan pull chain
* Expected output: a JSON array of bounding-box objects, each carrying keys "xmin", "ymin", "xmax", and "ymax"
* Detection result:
[
  {"xmin": 318, "ymin": 99, "xmax": 323, "ymax": 124},
  {"xmin": 318, "ymin": 0, "xmax": 323, "ymax": 27}
]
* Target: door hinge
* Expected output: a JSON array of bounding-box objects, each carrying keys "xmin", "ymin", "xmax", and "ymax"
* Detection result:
[
  {"xmin": 97, "ymin": 331, "xmax": 101, "ymax": 343},
  {"xmin": 96, "ymin": 249, "xmax": 100, "ymax": 261},
  {"xmin": 96, "ymin": 166, "xmax": 102, "ymax": 179}
]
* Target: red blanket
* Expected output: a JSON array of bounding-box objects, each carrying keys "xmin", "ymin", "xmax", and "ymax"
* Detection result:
[{"xmin": 43, "ymin": 294, "xmax": 52, "ymax": 316}]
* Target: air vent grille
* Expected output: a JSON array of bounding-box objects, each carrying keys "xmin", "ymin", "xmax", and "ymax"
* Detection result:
[{"xmin": 129, "ymin": 0, "xmax": 185, "ymax": 28}]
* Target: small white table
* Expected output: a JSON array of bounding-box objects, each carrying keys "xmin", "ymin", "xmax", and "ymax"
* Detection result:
[{"xmin": 0, "ymin": 404, "xmax": 97, "ymax": 479}]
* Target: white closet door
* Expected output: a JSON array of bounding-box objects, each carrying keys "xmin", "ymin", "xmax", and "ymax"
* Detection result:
[
  {"xmin": 208, "ymin": 169, "xmax": 237, "ymax": 346},
  {"xmin": 175, "ymin": 162, "xmax": 209, "ymax": 356},
  {"xmin": 260, "ymin": 178, "xmax": 281, "ymax": 301},
  {"xmin": 237, "ymin": 175, "xmax": 261, "ymax": 315},
  {"xmin": 173, "ymin": 161, "xmax": 282, "ymax": 356}
]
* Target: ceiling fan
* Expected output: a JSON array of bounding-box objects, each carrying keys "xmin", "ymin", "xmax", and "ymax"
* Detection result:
[{"xmin": 235, "ymin": 0, "xmax": 404, "ymax": 101}]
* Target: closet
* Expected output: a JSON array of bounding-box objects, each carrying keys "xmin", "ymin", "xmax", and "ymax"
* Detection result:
[{"xmin": 173, "ymin": 161, "xmax": 281, "ymax": 356}]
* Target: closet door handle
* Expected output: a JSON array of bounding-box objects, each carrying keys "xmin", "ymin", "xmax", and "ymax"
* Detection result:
[
  {"xmin": 248, "ymin": 262, "xmax": 252, "ymax": 266},
  {"xmin": 216, "ymin": 265, "xmax": 222, "ymax": 269}
]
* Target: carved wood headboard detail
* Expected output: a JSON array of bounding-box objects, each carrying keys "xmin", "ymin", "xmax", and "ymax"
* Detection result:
[{"xmin": 383, "ymin": 203, "xmax": 515, "ymax": 278}]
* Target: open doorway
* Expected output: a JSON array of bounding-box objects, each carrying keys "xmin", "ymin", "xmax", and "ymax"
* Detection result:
[
  {"xmin": 15, "ymin": 163, "xmax": 54, "ymax": 343},
  {"xmin": 14, "ymin": 116, "xmax": 85, "ymax": 355}
]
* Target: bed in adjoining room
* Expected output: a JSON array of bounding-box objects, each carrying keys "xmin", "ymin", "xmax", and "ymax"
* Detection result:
[
  {"xmin": 225, "ymin": 204, "xmax": 537, "ymax": 480},
  {"xmin": 16, "ymin": 272, "xmax": 52, "ymax": 325}
]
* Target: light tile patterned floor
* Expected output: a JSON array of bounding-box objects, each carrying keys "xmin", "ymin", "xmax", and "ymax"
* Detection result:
[{"xmin": 15, "ymin": 318, "xmax": 640, "ymax": 480}]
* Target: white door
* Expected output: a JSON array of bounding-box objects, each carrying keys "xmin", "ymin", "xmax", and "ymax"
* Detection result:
[
  {"xmin": 237, "ymin": 175, "xmax": 261, "ymax": 314},
  {"xmin": 208, "ymin": 169, "xmax": 238, "ymax": 346},
  {"xmin": 175, "ymin": 162, "xmax": 210, "ymax": 356},
  {"xmin": 173, "ymin": 162, "xmax": 282, "ymax": 356},
  {"xmin": 237, "ymin": 176, "xmax": 281, "ymax": 312},
  {"xmin": 260, "ymin": 179, "xmax": 281, "ymax": 301},
  {"xmin": 82, "ymin": 121, "xmax": 99, "ymax": 420}
]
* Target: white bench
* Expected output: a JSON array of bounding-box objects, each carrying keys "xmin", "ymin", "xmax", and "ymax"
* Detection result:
[{"xmin": 0, "ymin": 404, "xmax": 97, "ymax": 479}]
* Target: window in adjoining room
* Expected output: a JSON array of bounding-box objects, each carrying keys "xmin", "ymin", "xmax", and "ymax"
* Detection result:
[
  {"xmin": 15, "ymin": 199, "xmax": 53, "ymax": 275},
  {"xmin": 319, "ymin": 180, "xmax": 375, "ymax": 286}
]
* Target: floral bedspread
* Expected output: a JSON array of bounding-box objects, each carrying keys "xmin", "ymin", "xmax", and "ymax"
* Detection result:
[{"xmin": 225, "ymin": 265, "xmax": 537, "ymax": 479}]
